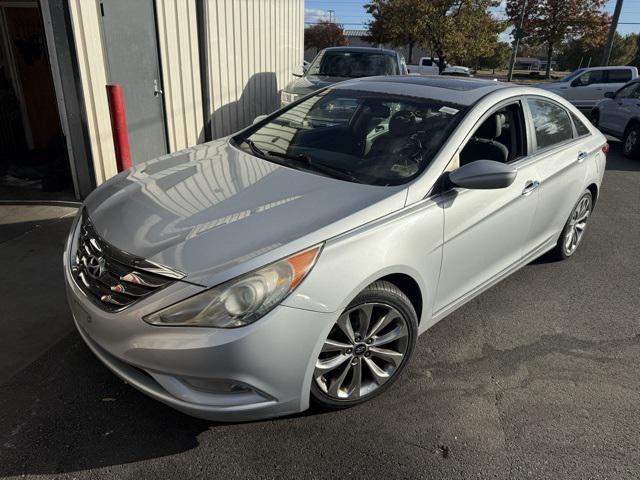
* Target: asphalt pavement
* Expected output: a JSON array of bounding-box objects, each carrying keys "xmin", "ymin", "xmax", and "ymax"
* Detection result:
[{"xmin": 0, "ymin": 141, "xmax": 638, "ymax": 479}]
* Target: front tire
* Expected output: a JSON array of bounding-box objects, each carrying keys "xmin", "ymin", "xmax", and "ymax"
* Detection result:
[
  {"xmin": 623, "ymin": 124, "xmax": 640, "ymax": 158},
  {"xmin": 589, "ymin": 109, "xmax": 599, "ymax": 128},
  {"xmin": 550, "ymin": 190, "xmax": 592, "ymax": 260},
  {"xmin": 310, "ymin": 281, "xmax": 418, "ymax": 409}
]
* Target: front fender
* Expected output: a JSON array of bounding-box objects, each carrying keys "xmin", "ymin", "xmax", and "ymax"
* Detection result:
[{"xmin": 282, "ymin": 197, "xmax": 444, "ymax": 334}]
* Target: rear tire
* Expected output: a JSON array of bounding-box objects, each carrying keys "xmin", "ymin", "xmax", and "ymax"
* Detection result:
[
  {"xmin": 310, "ymin": 281, "xmax": 418, "ymax": 409},
  {"xmin": 549, "ymin": 190, "xmax": 592, "ymax": 261},
  {"xmin": 623, "ymin": 124, "xmax": 640, "ymax": 158}
]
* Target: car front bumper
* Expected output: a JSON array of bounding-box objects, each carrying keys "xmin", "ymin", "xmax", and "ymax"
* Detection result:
[{"xmin": 64, "ymin": 235, "xmax": 336, "ymax": 422}]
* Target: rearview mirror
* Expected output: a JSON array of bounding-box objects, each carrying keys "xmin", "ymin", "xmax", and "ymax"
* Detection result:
[
  {"xmin": 449, "ymin": 160, "xmax": 517, "ymax": 190},
  {"xmin": 253, "ymin": 114, "xmax": 268, "ymax": 125},
  {"xmin": 604, "ymin": 91, "xmax": 615, "ymax": 99}
]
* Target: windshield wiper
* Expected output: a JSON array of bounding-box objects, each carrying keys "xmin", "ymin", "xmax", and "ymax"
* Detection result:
[
  {"xmin": 265, "ymin": 150, "xmax": 363, "ymax": 184},
  {"xmin": 240, "ymin": 138, "xmax": 267, "ymax": 159}
]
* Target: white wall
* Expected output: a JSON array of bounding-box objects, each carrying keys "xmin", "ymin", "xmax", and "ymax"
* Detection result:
[
  {"xmin": 201, "ymin": 0, "xmax": 304, "ymax": 139},
  {"xmin": 156, "ymin": 0, "xmax": 205, "ymax": 151},
  {"xmin": 67, "ymin": 0, "xmax": 118, "ymax": 185},
  {"xmin": 68, "ymin": 0, "xmax": 303, "ymax": 188}
]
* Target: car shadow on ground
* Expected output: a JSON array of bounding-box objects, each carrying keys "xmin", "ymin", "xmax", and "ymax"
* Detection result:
[
  {"xmin": 1, "ymin": 332, "xmax": 227, "ymax": 474},
  {"xmin": 0, "ymin": 329, "xmax": 332, "ymax": 476},
  {"xmin": 604, "ymin": 139, "xmax": 640, "ymax": 172}
]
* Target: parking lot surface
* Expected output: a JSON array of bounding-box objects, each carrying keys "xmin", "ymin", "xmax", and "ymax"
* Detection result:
[{"xmin": 1, "ymin": 142, "xmax": 638, "ymax": 479}]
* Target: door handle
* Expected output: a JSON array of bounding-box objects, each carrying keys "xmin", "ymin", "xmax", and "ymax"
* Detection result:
[
  {"xmin": 522, "ymin": 180, "xmax": 540, "ymax": 196},
  {"xmin": 153, "ymin": 79, "xmax": 163, "ymax": 97},
  {"xmin": 577, "ymin": 151, "xmax": 588, "ymax": 163}
]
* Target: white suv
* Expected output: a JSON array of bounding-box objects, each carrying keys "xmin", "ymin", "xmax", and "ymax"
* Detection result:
[
  {"xmin": 591, "ymin": 79, "xmax": 640, "ymax": 158},
  {"xmin": 538, "ymin": 66, "xmax": 638, "ymax": 109}
]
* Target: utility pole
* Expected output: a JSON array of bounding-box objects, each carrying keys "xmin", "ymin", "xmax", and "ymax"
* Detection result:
[
  {"xmin": 507, "ymin": 0, "xmax": 528, "ymax": 82},
  {"xmin": 601, "ymin": 0, "xmax": 624, "ymax": 66},
  {"xmin": 328, "ymin": 9, "xmax": 335, "ymax": 23}
]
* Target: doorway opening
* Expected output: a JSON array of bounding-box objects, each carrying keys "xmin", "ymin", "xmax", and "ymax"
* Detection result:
[{"xmin": 0, "ymin": 2, "xmax": 72, "ymax": 198}]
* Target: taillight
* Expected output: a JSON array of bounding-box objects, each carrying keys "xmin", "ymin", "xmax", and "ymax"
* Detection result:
[{"xmin": 602, "ymin": 143, "xmax": 609, "ymax": 155}]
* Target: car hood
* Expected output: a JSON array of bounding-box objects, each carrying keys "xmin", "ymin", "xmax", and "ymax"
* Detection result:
[
  {"xmin": 84, "ymin": 139, "xmax": 406, "ymax": 285},
  {"xmin": 284, "ymin": 75, "xmax": 350, "ymax": 95}
]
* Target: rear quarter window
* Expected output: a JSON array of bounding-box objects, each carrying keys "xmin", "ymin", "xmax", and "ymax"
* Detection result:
[{"xmin": 571, "ymin": 113, "xmax": 590, "ymax": 137}]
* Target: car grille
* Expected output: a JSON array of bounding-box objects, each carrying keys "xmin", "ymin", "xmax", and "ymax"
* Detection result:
[{"xmin": 70, "ymin": 211, "xmax": 185, "ymax": 311}]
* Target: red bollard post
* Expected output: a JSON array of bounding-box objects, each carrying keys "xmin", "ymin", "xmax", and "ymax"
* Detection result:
[{"xmin": 106, "ymin": 84, "xmax": 132, "ymax": 172}]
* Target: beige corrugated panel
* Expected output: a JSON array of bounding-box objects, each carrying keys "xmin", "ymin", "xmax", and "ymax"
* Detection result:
[
  {"xmin": 67, "ymin": 0, "xmax": 117, "ymax": 185},
  {"xmin": 155, "ymin": 0, "xmax": 205, "ymax": 151},
  {"xmin": 202, "ymin": 0, "xmax": 304, "ymax": 139}
]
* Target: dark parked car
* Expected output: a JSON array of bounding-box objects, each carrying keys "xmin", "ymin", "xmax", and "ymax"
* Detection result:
[{"xmin": 281, "ymin": 47, "xmax": 406, "ymax": 107}]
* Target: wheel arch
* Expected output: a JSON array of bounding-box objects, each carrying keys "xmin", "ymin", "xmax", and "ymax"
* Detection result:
[
  {"xmin": 624, "ymin": 117, "xmax": 640, "ymax": 136},
  {"xmin": 374, "ymin": 273, "xmax": 423, "ymax": 323},
  {"xmin": 586, "ymin": 183, "xmax": 598, "ymax": 206}
]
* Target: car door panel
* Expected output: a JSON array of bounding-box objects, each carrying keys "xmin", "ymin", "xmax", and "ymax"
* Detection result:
[
  {"xmin": 614, "ymin": 85, "xmax": 640, "ymax": 136},
  {"xmin": 434, "ymin": 161, "xmax": 539, "ymax": 313},
  {"xmin": 524, "ymin": 98, "xmax": 590, "ymax": 249},
  {"xmin": 527, "ymin": 143, "xmax": 587, "ymax": 247}
]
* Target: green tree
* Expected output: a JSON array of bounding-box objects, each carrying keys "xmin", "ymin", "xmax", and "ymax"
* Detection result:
[
  {"xmin": 304, "ymin": 22, "xmax": 348, "ymax": 54},
  {"xmin": 632, "ymin": 34, "xmax": 640, "ymax": 68},
  {"xmin": 558, "ymin": 32, "xmax": 638, "ymax": 70},
  {"xmin": 506, "ymin": 0, "xmax": 609, "ymax": 78},
  {"xmin": 366, "ymin": 0, "xmax": 503, "ymax": 70},
  {"xmin": 478, "ymin": 41, "xmax": 512, "ymax": 73},
  {"xmin": 365, "ymin": 0, "xmax": 424, "ymax": 63}
]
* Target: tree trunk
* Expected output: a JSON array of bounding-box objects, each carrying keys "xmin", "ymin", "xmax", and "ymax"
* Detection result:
[
  {"xmin": 437, "ymin": 54, "xmax": 446, "ymax": 73},
  {"xmin": 408, "ymin": 41, "xmax": 414, "ymax": 65},
  {"xmin": 545, "ymin": 43, "xmax": 553, "ymax": 79}
]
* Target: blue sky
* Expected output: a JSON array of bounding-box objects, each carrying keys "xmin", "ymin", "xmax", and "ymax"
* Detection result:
[{"xmin": 304, "ymin": 0, "xmax": 640, "ymax": 37}]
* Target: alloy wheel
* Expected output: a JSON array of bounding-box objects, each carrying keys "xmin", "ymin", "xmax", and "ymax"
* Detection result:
[
  {"xmin": 624, "ymin": 129, "xmax": 638, "ymax": 155},
  {"xmin": 564, "ymin": 195, "xmax": 591, "ymax": 256},
  {"xmin": 314, "ymin": 302, "xmax": 410, "ymax": 401}
]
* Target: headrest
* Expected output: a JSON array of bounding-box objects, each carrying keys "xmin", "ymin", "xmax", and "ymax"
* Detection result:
[
  {"xmin": 389, "ymin": 110, "xmax": 417, "ymax": 137},
  {"xmin": 364, "ymin": 104, "xmax": 391, "ymax": 118},
  {"xmin": 476, "ymin": 113, "xmax": 505, "ymax": 139}
]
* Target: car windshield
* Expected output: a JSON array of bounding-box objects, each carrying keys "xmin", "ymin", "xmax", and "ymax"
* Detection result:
[
  {"xmin": 558, "ymin": 68, "xmax": 585, "ymax": 82},
  {"xmin": 233, "ymin": 88, "xmax": 467, "ymax": 186},
  {"xmin": 307, "ymin": 51, "xmax": 399, "ymax": 77}
]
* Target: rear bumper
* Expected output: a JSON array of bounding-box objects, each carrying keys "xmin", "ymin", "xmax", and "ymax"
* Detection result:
[{"xmin": 65, "ymin": 255, "xmax": 337, "ymax": 422}]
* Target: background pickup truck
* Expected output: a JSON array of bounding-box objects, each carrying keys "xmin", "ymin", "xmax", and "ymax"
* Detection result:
[
  {"xmin": 536, "ymin": 66, "xmax": 639, "ymax": 109},
  {"xmin": 406, "ymin": 57, "xmax": 441, "ymax": 75}
]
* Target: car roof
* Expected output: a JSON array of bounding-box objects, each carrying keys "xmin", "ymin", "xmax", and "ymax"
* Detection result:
[
  {"xmin": 322, "ymin": 46, "xmax": 397, "ymax": 56},
  {"xmin": 331, "ymin": 75, "xmax": 510, "ymax": 107},
  {"xmin": 581, "ymin": 66, "xmax": 636, "ymax": 70}
]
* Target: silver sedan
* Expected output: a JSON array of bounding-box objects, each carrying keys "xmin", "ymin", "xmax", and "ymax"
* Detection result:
[{"xmin": 65, "ymin": 76, "xmax": 607, "ymax": 421}]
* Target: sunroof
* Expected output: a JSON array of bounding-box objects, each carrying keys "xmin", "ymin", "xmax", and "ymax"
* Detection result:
[{"xmin": 366, "ymin": 76, "xmax": 500, "ymax": 91}]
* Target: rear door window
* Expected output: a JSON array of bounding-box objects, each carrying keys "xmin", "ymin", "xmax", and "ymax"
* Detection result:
[
  {"xmin": 527, "ymin": 99, "xmax": 574, "ymax": 149},
  {"xmin": 606, "ymin": 69, "xmax": 633, "ymax": 84}
]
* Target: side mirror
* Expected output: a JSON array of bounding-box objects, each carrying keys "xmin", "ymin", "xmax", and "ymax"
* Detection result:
[
  {"xmin": 449, "ymin": 160, "xmax": 517, "ymax": 190},
  {"xmin": 571, "ymin": 78, "xmax": 583, "ymax": 88},
  {"xmin": 252, "ymin": 114, "xmax": 268, "ymax": 125},
  {"xmin": 604, "ymin": 91, "xmax": 615, "ymax": 99}
]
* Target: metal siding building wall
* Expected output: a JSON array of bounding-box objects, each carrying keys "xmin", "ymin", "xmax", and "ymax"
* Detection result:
[
  {"xmin": 202, "ymin": 0, "xmax": 303, "ymax": 139},
  {"xmin": 67, "ymin": 0, "xmax": 118, "ymax": 185},
  {"xmin": 155, "ymin": 0, "xmax": 205, "ymax": 151},
  {"xmin": 67, "ymin": 0, "xmax": 303, "ymax": 189}
]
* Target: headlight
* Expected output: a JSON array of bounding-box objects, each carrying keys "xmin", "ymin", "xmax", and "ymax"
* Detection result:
[
  {"xmin": 144, "ymin": 245, "xmax": 322, "ymax": 328},
  {"xmin": 281, "ymin": 91, "xmax": 299, "ymax": 106}
]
